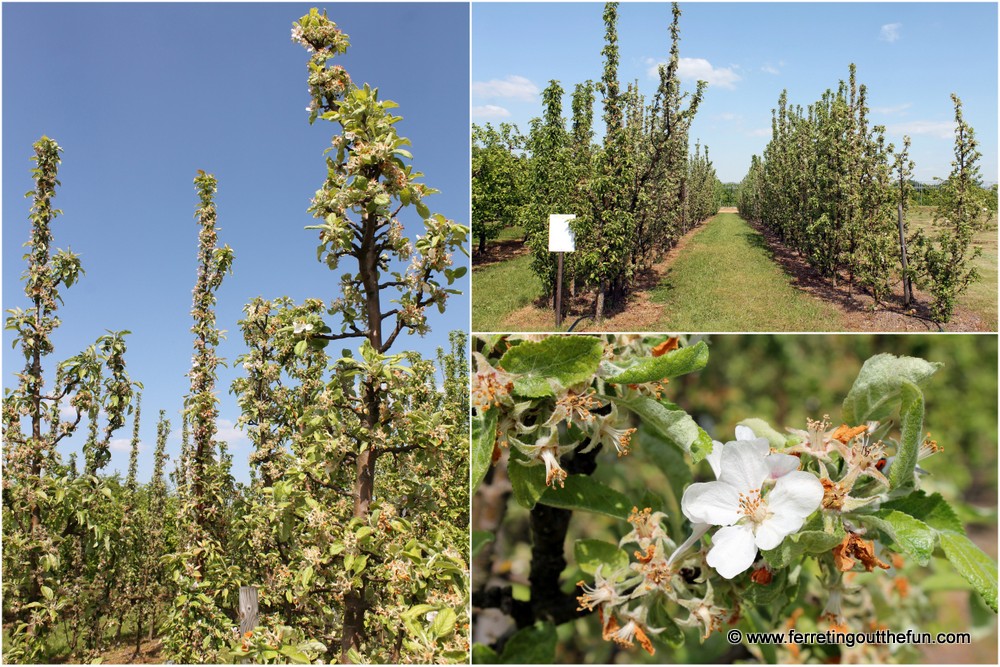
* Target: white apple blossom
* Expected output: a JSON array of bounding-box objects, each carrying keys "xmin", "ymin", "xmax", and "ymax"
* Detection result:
[
  {"xmin": 680, "ymin": 435, "xmax": 823, "ymax": 579},
  {"xmin": 666, "ymin": 427, "xmax": 801, "ymax": 568}
]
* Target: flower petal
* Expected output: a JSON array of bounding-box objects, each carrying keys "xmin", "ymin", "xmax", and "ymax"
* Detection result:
[
  {"xmin": 707, "ymin": 524, "xmax": 758, "ymax": 579},
  {"xmin": 718, "ymin": 442, "xmax": 770, "ymax": 493},
  {"xmin": 681, "ymin": 481, "xmax": 741, "ymax": 526},
  {"xmin": 754, "ymin": 511, "xmax": 806, "ymax": 550},
  {"xmin": 706, "ymin": 441, "xmax": 726, "ymax": 478},
  {"xmin": 769, "ymin": 471, "xmax": 824, "ymax": 519},
  {"xmin": 765, "ymin": 453, "xmax": 801, "ymax": 479},
  {"xmin": 734, "ymin": 425, "xmax": 757, "ymax": 441}
]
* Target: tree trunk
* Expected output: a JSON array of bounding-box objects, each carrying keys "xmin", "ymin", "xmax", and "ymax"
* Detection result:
[
  {"xmin": 898, "ymin": 202, "xmax": 912, "ymax": 307},
  {"xmin": 340, "ymin": 210, "xmax": 383, "ymax": 663},
  {"xmin": 595, "ymin": 278, "xmax": 606, "ymax": 322}
]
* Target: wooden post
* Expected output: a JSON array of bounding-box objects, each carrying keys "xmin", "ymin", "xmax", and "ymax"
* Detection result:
[
  {"xmin": 239, "ymin": 586, "xmax": 259, "ymax": 636},
  {"xmin": 555, "ymin": 252, "xmax": 564, "ymax": 328},
  {"xmin": 897, "ymin": 201, "xmax": 912, "ymax": 307}
]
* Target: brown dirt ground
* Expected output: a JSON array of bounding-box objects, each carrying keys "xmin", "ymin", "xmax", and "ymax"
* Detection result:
[
  {"xmin": 97, "ymin": 638, "xmax": 164, "ymax": 664},
  {"xmin": 746, "ymin": 219, "xmax": 995, "ymax": 332},
  {"xmin": 472, "ymin": 239, "xmax": 529, "ymax": 269}
]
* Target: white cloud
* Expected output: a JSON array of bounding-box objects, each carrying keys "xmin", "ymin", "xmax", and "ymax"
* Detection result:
[
  {"xmin": 471, "ymin": 104, "xmax": 512, "ymax": 119},
  {"xmin": 880, "ymin": 23, "xmax": 902, "ymax": 43},
  {"xmin": 471, "ymin": 75, "xmax": 539, "ymax": 101},
  {"xmin": 216, "ymin": 418, "xmax": 248, "ymax": 446},
  {"xmin": 761, "ymin": 64, "xmax": 780, "ymax": 75},
  {"xmin": 747, "ymin": 128, "xmax": 772, "ymax": 138},
  {"xmin": 110, "ymin": 438, "xmax": 143, "ymax": 453},
  {"xmin": 677, "ymin": 58, "xmax": 741, "ymax": 89},
  {"xmin": 646, "ymin": 57, "xmax": 742, "ymax": 89},
  {"xmin": 871, "ymin": 102, "xmax": 912, "ymax": 116},
  {"xmin": 716, "ymin": 112, "xmax": 742, "ymax": 122},
  {"xmin": 887, "ymin": 120, "xmax": 956, "ymax": 140}
]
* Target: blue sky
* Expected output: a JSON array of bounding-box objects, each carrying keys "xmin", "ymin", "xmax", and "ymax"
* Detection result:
[
  {"xmin": 472, "ymin": 2, "xmax": 998, "ymax": 184},
  {"xmin": 2, "ymin": 3, "xmax": 470, "ymax": 484}
]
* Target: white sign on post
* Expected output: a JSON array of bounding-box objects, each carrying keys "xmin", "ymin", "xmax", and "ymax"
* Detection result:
[{"xmin": 548, "ymin": 214, "xmax": 577, "ymax": 252}]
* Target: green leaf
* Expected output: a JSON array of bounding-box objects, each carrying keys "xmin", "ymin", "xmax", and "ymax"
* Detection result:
[
  {"xmin": 539, "ymin": 475, "xmax": 632, "ymax": 520},
  {"xmin": 743, "ymin": 566, "xmax": 787, "ymax": 605},
  {"xmin": 865, "ymin": 510, "xmax": 937, "ymax": 566},
  {"xmin": 604, "ymin": 341, "xmax": 708, "ymax": 384},
  {"xmin": 762, "ymin": 539, "xmax": 804, "ymax": 569},
  {"xmin": 500, "ymin": 336, "xmax": 604, "ymax": 397},
  {"xmin": 41, "ymin": 585, "xmax": 54, "ymax": 600},
  {"xmin": 500, "ymin": 622, "xmax": 557, "ymax": 664},
  {"xmin": 939, "ymin": 531, "xmax": 998, "ymax": 612},
  {"xmin": 736, "ymin": 418, "xmax": 788, "ymax": 449},
  {"xmin": 883, "ymin": 491, "xmax": 963, "ymax": 533},
  {"xmin": 637, "ymin": 424, "xmax": 691, "ymax": 509},
  {"xmin": 278, "ymin": 645, "xmax": 312, "ymax": 664},
  {"xmin": 430, "ymin": 607, "xmax": 457, "ymax": 639},
  {"xmin": 471, "ymin": 531, "xmax": 494, "ymax": 558},
  {"xmin": 888, "ymin": 381, "xmax": 924, "ymax": 490},
  {"xmin": 841, "ymin": 353, "xmax": 941, "ymax": 424},
  {"xmin": 472, "ymin": 408, "xmax": 498, "ymax": 491},
  {"xmin": 472, "ymin": 644, "xmax": 499, "ymax": 664},
  {"xmin": 646, "ymin": 596, "xmax": 685, "ymax": 647},
  {"xmin": 508, "ymin": 460, "xmax": 547, "ymax": 510},
  {"xmin": 416, "ymin": 201, "xmax": 431, "ymax": 218},
  {"xmin": 612, "ymin": 395, "xmax": 711, "ymax": 463},
  {"xmin": 574, "ymin": 539, "xmax": 629, "ymax": 575},
  {"xmin": 792, "ymin": 529, "xmax": 843, "ymax": 554}
]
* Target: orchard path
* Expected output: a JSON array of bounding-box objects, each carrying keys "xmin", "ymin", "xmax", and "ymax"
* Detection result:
[{"xmin": 648, "ymin": 212, "xmax": 848, "ymax": 331}]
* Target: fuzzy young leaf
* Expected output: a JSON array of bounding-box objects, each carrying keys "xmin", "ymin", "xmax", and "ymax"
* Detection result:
[
  {"xmin": 500, "ymin": 336, "xmax": 604, "ymax": 397},
  {"xmin": 841, "ymin": 353, "xmax": 941, "ymax": 424},
  {"xmin": 471, "ymin": 408, "xmax": 498, "ymax": 490},
  {"xmin": 604, "ymin": 341, "xmax": 708, "ymax": 385},
  {"xmin": 939, "ymin": 531, "xmax": 998, "ymax": 613},
  {"xmin": 888, "ymin": 381, "xmax": 924, "ymax": 490},
  {"xmin": 611, "ymin": 395, "xmax": 712, "ymax": 462},
  {"xmin": 877, "ymin": 510, "xmax": 937, "ymax": 565}
]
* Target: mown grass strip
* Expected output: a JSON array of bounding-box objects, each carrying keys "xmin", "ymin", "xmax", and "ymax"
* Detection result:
[
  {"xmin": 651, "ymin": 213, "xmax": 846, "ymax": 331},
  {"xmin": 472, "ymin": 253, "xmax": 541, "ymax": 332}
]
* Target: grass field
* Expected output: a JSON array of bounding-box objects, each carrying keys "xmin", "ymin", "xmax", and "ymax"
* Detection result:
[
  {"xmin": 472, "ymin": 253, "xmax": 540, "ymax": 332},
  {"xmin": 649, "ymin": 213, "xmax": 846, "ymax": 331},
  {"xmin": 907, "ymin": 206, "xmax": 998, "ymax": 327}
]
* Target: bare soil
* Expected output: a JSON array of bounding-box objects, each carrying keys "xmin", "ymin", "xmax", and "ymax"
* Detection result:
[
  {"xmin": 473, "ymin": 239, "xmax": 529, "ymax": 269},
  {"xmin": 99, "ymin": 638, "xmax": 164, "ymax": 664},
  {"xmin": 746, "ymin": 219, "xmax": 994, "ymax": 332}
]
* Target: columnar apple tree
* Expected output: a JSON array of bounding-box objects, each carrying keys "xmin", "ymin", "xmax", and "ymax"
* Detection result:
[{"xmin": 510, "ymin": 3, "xmax": 718, "ymax": 321}]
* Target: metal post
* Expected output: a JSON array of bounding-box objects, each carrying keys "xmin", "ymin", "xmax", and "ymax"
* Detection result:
[{"xmin": 555, "ymin": 252, "xmax": 564, "ymax": 328}]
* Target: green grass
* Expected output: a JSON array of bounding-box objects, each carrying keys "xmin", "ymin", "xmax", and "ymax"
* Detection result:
[
  {"xmin": 496, "ymin": 225, "xmax": 524, "ymax": 242},
  {"xmin": 650, "ymin": 213, "xmax": 846, "ymax": 331},
  {"xmin": 472, "ymin": 253, "xmax": 541, "ymax": 331},
  {"xmin": 907, "ymin": 206, "xmax": 998, "ymax": 327}
]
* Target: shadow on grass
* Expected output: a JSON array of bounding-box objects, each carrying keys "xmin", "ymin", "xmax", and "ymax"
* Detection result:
[{"xmin": 742, "ymin": 220, "xmax": 943, "ymax": 330}]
